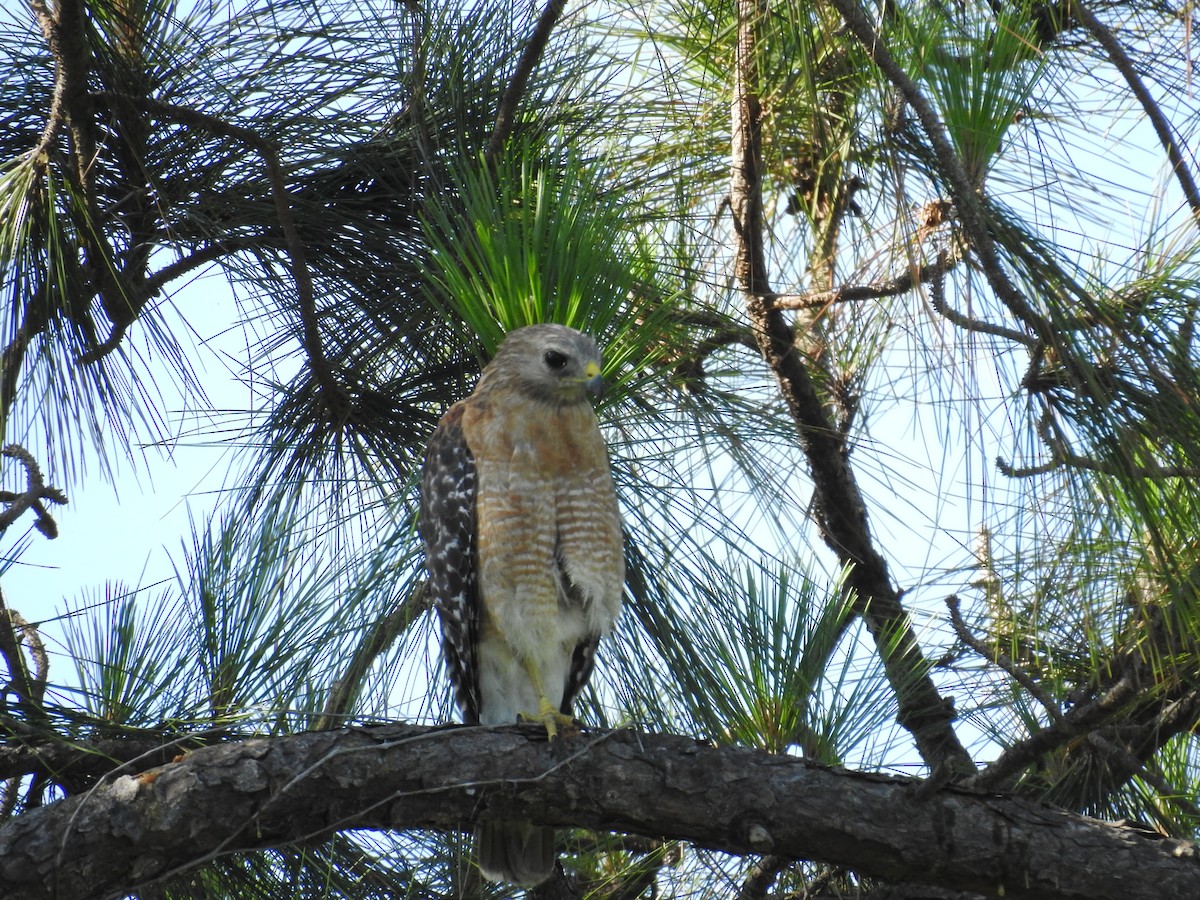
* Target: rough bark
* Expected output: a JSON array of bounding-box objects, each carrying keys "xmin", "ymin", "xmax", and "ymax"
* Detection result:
[{"xmin": 0, "ymin": 725, "xmax": 1196, "ymax": 900}]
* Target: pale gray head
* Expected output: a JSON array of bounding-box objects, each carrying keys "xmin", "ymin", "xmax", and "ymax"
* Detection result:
[{"xmin": 481, "ymin": 323, "xmax": 604, "ymax": 406}]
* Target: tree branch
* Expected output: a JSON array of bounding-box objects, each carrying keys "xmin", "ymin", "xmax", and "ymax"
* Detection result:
[
  {"xmin": 0, "ymin": 444, "xmax": 68, "ymax": 538},
  {"xmin": 80, "ymin": 94, "xmax": 351, "ymax": 418},
  {"xmin": 315, "ymin": 584, "xmax": 431, "ymax": 731},
  {"xmin": 964, "ymin": 672, "xmax": 1140, "ymax": 792},
  {"xmin": 0, "ymin": 726, "xmax": 1196, "ymax": 900},
  {"xmin": 1072, "ymin": 2, "xmax": 1200, "ymax": 221},
  {"xmin": 826, "ymin": 0, "xmax": 1055, "ymax": 344},
  {"xmin": 763, "ymin": 250, "xmax": 958, "ymax": 311},
  {"xmin": 946, "ymin": 594, "xmax": 1062, "ymax": 722},
  {"xmin": 730, "ymin": 0, "xmax": 970, "ymax": 774},
  {"xmin": 486, "ymin": 0, "xmax": 569, "ymax": 162}
]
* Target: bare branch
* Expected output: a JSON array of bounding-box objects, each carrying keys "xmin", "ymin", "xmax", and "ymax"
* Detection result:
[
  {"xmin": 965, "ymin": 673, "xmax": 1140, "ymax": 792},
  {"xmin": 141, "ymin": 240, "xmax": 244, "ymax": 299},
  {"xmin": 736, "ymin": 854, "xmax": 791, "ymax": 900},
  {"xmin": 928, "ymin": 252, "xmax": 1037, "ymax": 346},
  {"xmin": 946, "ymin": 595, "xmax": 1062, "ymax": 722},
  {"xmin": 0, "ymin": 445, "xmax": 67, "ymax": 537},
  {"xmin": 764, "ymin": 250, "xmax": 958, "ymax": 310},
  {"xmin": 0, "ymin": 587, "xmax": 50, "ymax": 765},
  {"xmin": 80, "ymin": 94, "xmax": 351, "ymax": 415},
  {"xmin": 1081, "ymin": 732, "xmax": 1200, "ymax": 824},
  {"xmin": 997, "ymin": 423, "xmax": 1200, "ymax": 480},
  {"xmin": 730, "ymin": 0, "xmax": 971, "ymax": 774}
]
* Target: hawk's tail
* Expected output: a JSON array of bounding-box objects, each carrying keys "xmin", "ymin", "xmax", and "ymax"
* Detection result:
[{"xmin": 475, "ymin": 819, "xmax": 556, "ymax": 887}]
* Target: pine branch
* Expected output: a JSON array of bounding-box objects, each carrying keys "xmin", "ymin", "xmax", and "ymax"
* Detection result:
[
  {"xmin": 1072, "ymin": 2, "xmax": 1200, "ymax": 221},
  {"xmin": 0, "ymin": 726, "xmax": 1195, "ymax": 900},
  {"xmin": 315, "ymin": 584, "xmax": 431, "ymax": 731},
  {"xmin": 825, "ymin": 0, "xmax": 1055, "ymax": 345},
  {"xmin": 486, "ymin": 0, "xmax": 569, "ymax": 161},
  {"xmin": 965, "ymin": 672, "xmax": 1140, "ymax": 792},
  {"xmin": 0, "ymin": 445, "xmax": 68, "ymax": 538},
  {"xmin": 730, "ymin": 0, "xmax": 971, "ymax": 775},
  {"xmin": 79, "ymin": 94, "xmax": 352, "ymax": 421}
]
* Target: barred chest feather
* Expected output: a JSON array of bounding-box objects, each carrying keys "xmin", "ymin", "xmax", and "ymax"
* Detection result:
[{"xmin": 463, "ymin": 393, "xmax": 624, "ymax": 665}]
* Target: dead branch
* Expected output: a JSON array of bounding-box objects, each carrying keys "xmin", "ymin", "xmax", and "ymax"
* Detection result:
[{"xmin": 0, "ymin": 445, "xmax": 67, "ymax": 538}]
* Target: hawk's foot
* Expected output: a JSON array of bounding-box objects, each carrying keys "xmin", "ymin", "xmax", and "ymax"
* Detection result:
[{"xmin": 519, "ymin": 696, "xmax": 577, "ymax": 741}]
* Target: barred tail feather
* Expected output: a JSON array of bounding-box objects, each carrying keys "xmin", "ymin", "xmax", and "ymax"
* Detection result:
[{"xmin": 475, "ymin": 819, "xmax": 556, "ymax": 886}]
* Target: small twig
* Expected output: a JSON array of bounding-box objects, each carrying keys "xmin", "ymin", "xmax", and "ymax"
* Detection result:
[
  {"xmin": 582, "ymin": 842, "xmax": 682, "ymax": 900},
  {"xmin": 995, "ymin": 456, "xmax": 1062, "ymax": 478},
  {"xmin": 6, "ymin": 610, "xmax": 48, "ymax": 706},
  {"xmin": 946, "ymin": 595, "xmax": 1062, "ymax": 723},
  {"xmin": 0, "ymin": 587, "xmax": 49, "ymax": 737},
  {"xmin": 140, "ymin": 240, "xmax": 242, "ymax": 299},
  {"xmin": 763, "ymin": 249, "xmax": 961, "ymax": 312},
  {"xmin": 997, "ymin": 419, "xmax": 1200, "ymax": 480},
  {"xmin": 1083, "ymin": 732, "xmax": 1200, "ymax": 823},
  {"xmin": 736, "ymin": 854, "xmax": 790, "ymax": 900},
  {"xmin": 1006, "ymin": 452, "xmax": 1200, "ymax": 480},
  {"xmin": 485, "ymin": 0, "xmax": 569, "ymax": 162}
]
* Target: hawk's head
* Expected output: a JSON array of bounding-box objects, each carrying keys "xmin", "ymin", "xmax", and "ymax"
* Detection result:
[{"xmin": 484, "ymin": 324, "xmax": 604, "ymax": 406}]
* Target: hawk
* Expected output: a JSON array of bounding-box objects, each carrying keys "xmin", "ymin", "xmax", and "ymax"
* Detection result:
[{"xmin": 419, "ymin": 323, "xmax": 625, "ymax": 886}]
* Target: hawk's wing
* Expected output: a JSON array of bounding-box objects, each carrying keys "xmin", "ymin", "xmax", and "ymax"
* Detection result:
[
  {"xmin": 419, "ymin": 403, "xmax": 481, "ymax": 725},
  {"xmin": 561, "ymin": 636, "xmax": 599, "ymax": 715}
]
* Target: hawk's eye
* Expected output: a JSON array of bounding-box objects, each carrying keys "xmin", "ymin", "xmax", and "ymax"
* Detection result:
[{"xmin": 543, "ymin": 350, "xmax": 569, "ymax": 371}]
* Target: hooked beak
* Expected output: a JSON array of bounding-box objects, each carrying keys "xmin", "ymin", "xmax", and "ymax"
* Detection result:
[{"xmin": 584, "ymin": 360, "xmax": 604, "ymax": 398}]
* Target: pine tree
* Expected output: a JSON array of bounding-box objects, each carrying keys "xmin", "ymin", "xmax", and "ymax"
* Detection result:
[{"xmin": 2, "ymin": 1, "xmax": 1200, "ymax": 898}]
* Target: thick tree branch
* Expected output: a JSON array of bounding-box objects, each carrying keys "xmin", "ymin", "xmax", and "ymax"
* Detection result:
[
  {"xmin": 0, "ymin": 726, "xmax": 1196, "ymax": 900},
  {"xmin": 0, "ymin": 724, "xmax": 230, "ymax": 791},
  {"xmin": 731, "ymin": 0, "xmax": 970, "ymax": 774}
]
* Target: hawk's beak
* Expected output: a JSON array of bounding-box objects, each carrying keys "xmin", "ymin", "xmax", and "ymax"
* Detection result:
[{"xmin": 584, "ymin": 361, "xmax": 604, "ymax": 398}]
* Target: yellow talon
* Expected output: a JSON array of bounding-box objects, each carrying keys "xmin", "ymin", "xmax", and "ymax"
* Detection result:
[
  {"xmin": 517, "ymin": 657, "xmax": 577, "ymax": 740},
  {"xmin": 519, "ymin": 696, "xmax": 576, "ymax": 740}
]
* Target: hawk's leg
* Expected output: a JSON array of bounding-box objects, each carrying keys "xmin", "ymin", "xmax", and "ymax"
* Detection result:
[{"xmin": 518, "ymin": 656, "xmax": 576, "ymax": 740}]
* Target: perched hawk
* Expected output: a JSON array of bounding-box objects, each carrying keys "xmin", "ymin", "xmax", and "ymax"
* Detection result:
[{"xmin": 419, "ymin": 324, "xmax": 625, "ymax": 886}]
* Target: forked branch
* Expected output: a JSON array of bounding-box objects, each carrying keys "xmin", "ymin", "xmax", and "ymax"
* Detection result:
[{"xmin": 83, "ymin": 94, "xmax": 351, "ymax": 417}]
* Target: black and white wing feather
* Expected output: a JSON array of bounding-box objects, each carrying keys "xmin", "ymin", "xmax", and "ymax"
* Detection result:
[{"xmin": 419, "ymin": 403, "xmax": 481, "ymax": 725}]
